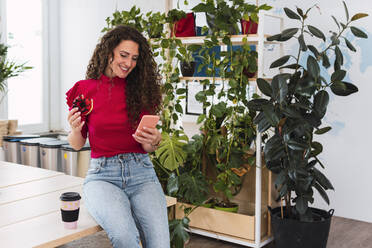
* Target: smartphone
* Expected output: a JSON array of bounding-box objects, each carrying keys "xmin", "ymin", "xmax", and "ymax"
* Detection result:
[{"xmin": 135, "ymin": 115, "xmax": 160, "ymax": 135}]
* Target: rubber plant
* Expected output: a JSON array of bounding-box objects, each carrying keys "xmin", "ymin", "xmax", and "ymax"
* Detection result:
[{"xmin": 247, "ymin": 3, "xmax": 368, "ymax": 221}]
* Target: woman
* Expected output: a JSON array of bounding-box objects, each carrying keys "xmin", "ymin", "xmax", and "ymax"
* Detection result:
[{"xmin": 66, "ymin": 25, "xmax": 169, "ymax": 248}]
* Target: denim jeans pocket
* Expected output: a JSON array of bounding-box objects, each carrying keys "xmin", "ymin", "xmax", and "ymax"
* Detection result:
[
  {"xmin": 87, "ymin": 159, "xmax": 102, "ymax": 174},
  {"xmin": 140, "ymin": 155, "xmax": 154, "ymax": 168}
]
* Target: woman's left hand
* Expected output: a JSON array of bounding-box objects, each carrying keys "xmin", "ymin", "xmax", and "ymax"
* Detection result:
[{"xmin": 132, "ymin": 127, "xmax": 162, "ymax": 152}]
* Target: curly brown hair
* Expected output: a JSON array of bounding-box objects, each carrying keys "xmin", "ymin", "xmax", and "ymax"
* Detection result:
[{"xmin": 86, "ymin": 25, "xmax": 162, "ymax": 127}]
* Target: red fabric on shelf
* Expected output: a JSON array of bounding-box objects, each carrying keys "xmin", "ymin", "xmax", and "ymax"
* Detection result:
[
  {"xmin": 174, "ymin": 13, "xmax": 196, "ymax": 37},
  {"xmin": 240, "ymin": 19, "xmax": 258, "ymax": 34}
]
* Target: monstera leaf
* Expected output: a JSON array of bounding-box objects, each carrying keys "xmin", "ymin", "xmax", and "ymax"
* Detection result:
[
  {"xmin": 169, "ymin": 217, "xmax": 190, "ymax": 248},
  {"xmin": 155, "ymin": 132, "xmax": 188, "ymax": 171}
]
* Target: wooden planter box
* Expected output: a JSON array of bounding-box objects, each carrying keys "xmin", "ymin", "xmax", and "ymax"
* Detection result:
[
  {"xmin": 175, "ymin": 202, "xmax": 268, "ymax": 241},
  {"xmin": 176, "ymin": 166, "xmax": 277, "ymax": 242}
]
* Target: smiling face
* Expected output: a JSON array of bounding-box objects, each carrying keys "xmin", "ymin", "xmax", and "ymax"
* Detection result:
[{"xmin": 105, "ymin": 40, "xmax": 139, "ymax": 78}]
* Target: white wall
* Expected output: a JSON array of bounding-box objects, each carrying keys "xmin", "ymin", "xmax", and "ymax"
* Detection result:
[
  {"xmin": 261, "ymin": 0, "xmax": 372, "ymax": 222},
  {"xmin": 59, "ymin": 0, "xmax": 166, "ymax": 131}
]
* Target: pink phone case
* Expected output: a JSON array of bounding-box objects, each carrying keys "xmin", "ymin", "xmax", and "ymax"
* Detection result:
[{"xmin": 135, "ymin": 115, "xmax": 160, "ymax": 134}]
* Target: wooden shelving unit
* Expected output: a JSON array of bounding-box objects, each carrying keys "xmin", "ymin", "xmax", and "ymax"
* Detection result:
[{"xmin": 176, "ymin": 12, "xmax": 283, "ymax": 248}]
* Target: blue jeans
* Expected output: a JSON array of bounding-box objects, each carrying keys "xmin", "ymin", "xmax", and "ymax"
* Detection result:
[{"xmin": 83, "ymin": 153, "xmax": 170, "ymax": 248}]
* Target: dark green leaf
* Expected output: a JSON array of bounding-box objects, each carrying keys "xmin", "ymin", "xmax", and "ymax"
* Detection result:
[
  {"xmin": 335, "ymin": 46, "xmax": 344, "ymax": 66},
  {"xmin": 280, "ymin": 28, "xmax": 299, "ymax": 41},
  {"xmin": 191, "ymin": 3, "xmax": 210, "ymax": 12},
  {"xmin": 270, "ymin": 55, "xmax": 291, "ymax": 68},
  {"xmin": 175, "ymin": 103, "xmax": 183, "ymax": 113},
  {"xmin": 314, "ymin": 183, "xmax": 330, "ymax": 205},
  {"xmin": 314, "ymin": 90, "xmax": 329, "ymax": 119},
  {"xmin": 331, "ymin": 15, "xmax": 340, "ymax": 29},
  {"xmin": 350, "ymin": 26, "xmax": 368, "ymax": 38},
  {"xmin": 287, "ymin": 140, "xmax": 308, "ymax": 151},
  {"xmin": 331, "ymin": 81, "xmax": 359, "ymax": 96},
  {"xmin": 247, "ymin": 98, "xmax": 270, "ymax": 111},
  {"xmin": 265, "ymin": 135, "xmax": 286, "ymax": 162},
  {"xmin": 262, "ymin": 104, "xmax": 280, "ymax": 126},
  {"xmin": 254, "ymin": 112, "xmax": 272, "ymax": 133},
  {"xmin": 296, "ymin": 7, "xmax": 304, "ymax": 17},
  {"xmin": 308, "ymin": 45, "xmax": 319, "ymax": 58},
  {"xmin": 311, "ymin": 142, "xmax": 323, "ymax": 156},
  {"xmin": 351, "ymin": 13, "xmax": 369, "ymax": 21},
  {"xmin": 313, "ymin": 167, "xmax": 334, "ymax": 190},
  {"xmin": 281, "ymin": 105, "xmax": 303, "ymax": 119},
  {"xmin": 322, "ymin": 53, "xmax": 331, "ymax": 68},
  {"xmin": 298, "ymin": 34, "xmax": 307, "ymax": 51},
  {"xmin": 197, "ymin": 114, "xmax": 206, "ymax": 124},
  {"xmin": 176, "ymin": 88, "xmax": 187, "ymax": 95},
  {"xmin": 284, "ymin": 7, "xmax": 301, "ymax": 20},
  {"xmin": 331, "ymin": 70, "xmax": 346, "ymax": 82},
  {"xmin": 267, "ymin": 33, "xmax": 281, "ymax": 41},
  {"xmin": 279, "ymin": 63, "xmax": 302, "ymax": 70},
  {"xmin": 257, "ymin": 78, "xmax": 272, "ymax": 97},
  {"xmin": 169, "ymin": 217, "xmax": 190, "ymax": 247},
  {"xmin": 315, "ymin": 126, "xmax": 332, "ymax": 135},
  {"xmin": 307, "ymin": 56, "xmax": 320, "ymax": 80},
  {"xmin": 343, "ymin": 1, "xmax": 349, "ymax": 21},
  {"xmin": 307, "ymin": 25, "xmax": 326, "ymax": 41},
  {"xmin": 271, "ymin": 74, "xmax": 289, "ymax": 103},
  {"xmin": 344, "ymin": 38, "xmax": 356, "ymax": 52}
]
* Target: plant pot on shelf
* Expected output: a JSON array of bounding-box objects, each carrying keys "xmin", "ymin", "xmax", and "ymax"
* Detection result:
[
  {"xmin": 240, "ymin": 19, "xmax": 258, "ymax": 34},
  {"xmin": 180, "ymin": 61, "xmax": 196, "ymax": 77},
  {"xmin": 268, "ymin": 206, "xmax": 334, "ymax": 248},
  {"xmin": 243, "ymin": 67, "xmax": 256, "ymax": 78}
]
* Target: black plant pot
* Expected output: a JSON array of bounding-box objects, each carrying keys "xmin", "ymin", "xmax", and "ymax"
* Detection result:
[
  {"xmin": 268, "ymin": 206, "xmax": 334, "ymax": 248},
  {"xmin": 180, "ymin": 61, "xmax": 196, "ymax": 77}
]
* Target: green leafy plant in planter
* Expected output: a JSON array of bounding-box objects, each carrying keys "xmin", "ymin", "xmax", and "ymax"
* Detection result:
[
  {"xmin": 238, "ymin": 3, "xmax": 272, "ymax": 34},
  {"xmin": 192, "ymin": 0, "xmax": 242, "ymax": 35},
  {"xmin": 0, "ymin": 42, "xmax": 32, "ymax": 100},
  {"xmin": 144, "ymin": 11, "xmax": 166, "ymax": 39},
  {"xmin": 102, "ymin": 6, "xmax": 144, "ymax": 33},
  {"xmin": 185, "ymin": 34, "xmax": 260, "ymax": 210},
  {"xmin": 165, "ymin": 9, "xmax": 187, "ymax": 37},
  {"xmin": 176, "ymin": 43, "xmax": 203, "ymax": 77},
  {"xmin": 247, "ymin": 2, "xmax": 368, "ymax": 248}
]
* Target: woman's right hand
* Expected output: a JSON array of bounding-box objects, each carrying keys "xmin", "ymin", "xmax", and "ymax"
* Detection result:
[{"xmin": 67, "ymin": 107, "xmax": 85, "ymax": 132}]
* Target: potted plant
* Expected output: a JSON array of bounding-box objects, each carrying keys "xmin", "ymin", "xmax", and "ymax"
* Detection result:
[
  {"xmin": 165, "ymin": 9, "xmax": 187, "ymax": 37},
  {"xmin": 0, "ymin": 42, "xmax": 32, "ymax": 101},
  {"xmin": 102, "ymin": 6, "xmax": 144, "ymax": 33},
  {"xmin": 144, "ymin": 11, "xmax": 166, "ymax": 39},
  {"xmin": 239, "ymin": 3, "xmax": 272, "ymax": 34},
  {"xmin": 247, "ymin": 3, "xmax": 368, "ymax": 248},
  {"xmin": 176, "ymin": 44, "xmax": 202, "ymax": 77},
  {"xmin": 192, "ymin": 0, "xmax": 241, "ymax": 35}
]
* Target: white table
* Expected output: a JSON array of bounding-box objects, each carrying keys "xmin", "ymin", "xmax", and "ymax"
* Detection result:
[{"xmin": 0, "ymin": 162, "xmax": 176, "ymax": 248}]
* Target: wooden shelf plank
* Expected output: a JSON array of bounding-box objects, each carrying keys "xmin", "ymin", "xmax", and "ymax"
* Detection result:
[
  {"xmin": 178, "ymin": 34, "xmax": 277, "ymax": 45},
  {"xmin": 180, "ymin": 77, "xmax": 272, "ymax": 82}
]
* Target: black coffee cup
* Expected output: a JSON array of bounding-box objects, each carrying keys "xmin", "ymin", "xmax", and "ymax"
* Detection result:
[{"xmin": 60, "ymin": 192, "xmax": 81, "ymax": 229}]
